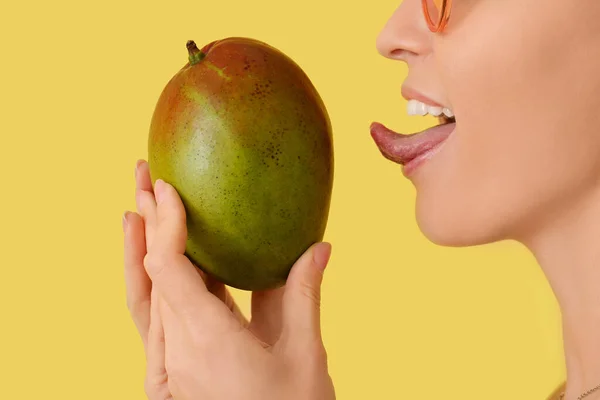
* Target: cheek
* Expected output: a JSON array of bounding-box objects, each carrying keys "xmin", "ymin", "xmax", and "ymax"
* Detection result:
[
  {"xmin": 413, "ymin": 111, "xmax": 600, "ymax": 245},
  {"xmin": 412, "ymin": 128, "xmax": 532, "ymax": 246}
]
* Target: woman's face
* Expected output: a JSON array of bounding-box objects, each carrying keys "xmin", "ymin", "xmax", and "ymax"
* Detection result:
[{"xmin": 375, "ymin": 0, "xmax": 600, "ymax": 246}]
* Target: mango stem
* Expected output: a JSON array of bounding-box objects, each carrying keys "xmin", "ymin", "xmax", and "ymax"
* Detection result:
[{"xmin": 187, "ymin": 40, "xmax": 205, "ymax": 65}]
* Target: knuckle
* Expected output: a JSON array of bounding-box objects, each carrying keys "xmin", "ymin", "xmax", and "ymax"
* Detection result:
[
  {"xmin": 143, "ymin": 253, "xmax": 169, "ymax": 277},
  {"xmin": 144, "ymin": 374, "xmax": 170, "ymax": 400},
  {"xmin": 299, "ymin": 280, "xmax": 321, "ymax": 307},
  {"xmin": 127, "ymin": 297, "xmax": 149, "ymax": 319},
  {"xmin": 125, "ymin": 297, "xmax": 136, "ymax": 315}
]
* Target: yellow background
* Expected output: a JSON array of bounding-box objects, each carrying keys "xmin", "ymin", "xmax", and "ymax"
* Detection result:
[{"xmin": 0, "ymin": 0, "xmax": 565, "ymax": 399}]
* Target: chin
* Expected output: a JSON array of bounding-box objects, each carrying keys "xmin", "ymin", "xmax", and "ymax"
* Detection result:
[{"xmin": 414, "ymin": 197, "xmax": 505, "ymax": 248}]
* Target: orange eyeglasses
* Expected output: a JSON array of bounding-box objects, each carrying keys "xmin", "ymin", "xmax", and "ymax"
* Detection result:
[{"xmin": 422, "ymin": 0, "xmax": 453, "ymax": 33}]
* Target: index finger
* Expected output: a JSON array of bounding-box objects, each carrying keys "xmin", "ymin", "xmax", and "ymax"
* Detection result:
[{"xmin": 144, "ymin": 179, "xmax": 238, "ymax": 332}]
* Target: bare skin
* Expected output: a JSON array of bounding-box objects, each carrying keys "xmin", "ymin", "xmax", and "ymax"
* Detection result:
[
  {"xmin": 124, "ymin": 1, "xmax": 600, "ymax": 399},
  {"xmin": 375, "ymin": 1, "xmax": 600, "ymax": 399},
  {"xmin": 124, "ymin": 160, "xmax": 335, "ymax": 400}
]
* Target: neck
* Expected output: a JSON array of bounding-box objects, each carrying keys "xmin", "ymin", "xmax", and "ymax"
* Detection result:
[{"xmin": 523, "ymin": 189, "xmax": 600, "ymax": 400}]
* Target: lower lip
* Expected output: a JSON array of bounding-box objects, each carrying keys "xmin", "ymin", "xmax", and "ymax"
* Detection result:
[{"xmin": 402, "ymin": 123, "xmax": 456, "ymax": 177}]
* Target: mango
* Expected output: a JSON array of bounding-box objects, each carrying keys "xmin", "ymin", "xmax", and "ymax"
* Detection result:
[{"xmin": 147, "ymin": 38, "xmax": 334, "ymax": 291}]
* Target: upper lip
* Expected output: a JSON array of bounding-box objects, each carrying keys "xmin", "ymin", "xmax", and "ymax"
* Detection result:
[{"xmin": 401, "ymin": 86, "xmax": 449, "ymax": 109}]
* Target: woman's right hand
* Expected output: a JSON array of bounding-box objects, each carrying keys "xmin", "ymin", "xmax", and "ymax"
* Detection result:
[{"xmin": 124, "ymin": 160, "xmax": 336, "ymax": 400}]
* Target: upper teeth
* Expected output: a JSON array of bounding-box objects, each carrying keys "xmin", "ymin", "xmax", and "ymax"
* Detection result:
[{"xmin": 407, "ymin": 99, "xmax": 454, "ymax": 118}]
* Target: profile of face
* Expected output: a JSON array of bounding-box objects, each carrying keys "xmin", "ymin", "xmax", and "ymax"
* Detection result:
[{"xmin": 374, "ymin": 0, "xmax": 600, "ymax": 247}]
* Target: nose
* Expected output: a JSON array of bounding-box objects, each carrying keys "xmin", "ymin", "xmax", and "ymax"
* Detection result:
[{"xmin": 376, "ymin": 0, "xmax": 431, "ymax": 62}]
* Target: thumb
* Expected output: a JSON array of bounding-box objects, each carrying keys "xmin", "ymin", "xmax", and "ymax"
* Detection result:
[{"xmin": 281, "ymin": 242, "xmax": 332, "ymax": 347}]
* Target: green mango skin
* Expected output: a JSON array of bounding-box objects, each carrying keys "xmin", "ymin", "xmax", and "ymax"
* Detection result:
[{"xmin": 148, "ymin": 37, "xmax": 334, "ymax": 291}]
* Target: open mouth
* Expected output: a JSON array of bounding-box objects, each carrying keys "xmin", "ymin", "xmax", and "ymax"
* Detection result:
[
  {"xmin": 406, "ymin": 97, "xmax": 456, "ymax": 126},
  {"xmin": 370, "ymin": 98, "xmax": 457, "ymax": 176}
]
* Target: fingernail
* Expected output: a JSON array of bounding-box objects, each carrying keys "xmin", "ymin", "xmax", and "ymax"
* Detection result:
[
  {"xmin": 122, "ymin": 211, "xmax": 130, "ymax": 232},
  {"xmin": 155, "ymin": 179, "xmax": 164, "ymax": 204},
  {"xmin": 312, "ymin": 242, "xmax": 332, "ymax": 271}
]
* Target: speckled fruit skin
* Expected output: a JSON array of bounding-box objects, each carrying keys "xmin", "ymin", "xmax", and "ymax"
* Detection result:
[{"xmin": 147, "ymin": 37, "xmax": 334, "ymax": 291}]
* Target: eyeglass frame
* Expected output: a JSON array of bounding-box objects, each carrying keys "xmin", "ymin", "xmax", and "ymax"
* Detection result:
[{"xmin": 422, "ymin": 0, "xmax": 453, "ymax": 33}]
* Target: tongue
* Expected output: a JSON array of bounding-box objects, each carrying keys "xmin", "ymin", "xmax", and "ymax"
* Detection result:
[{"xmin": 369, "ymin": 121, "xmax": 454, "ymax": 165}]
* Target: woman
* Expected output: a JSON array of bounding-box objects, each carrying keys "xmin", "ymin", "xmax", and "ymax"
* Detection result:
[{"xmin": 123, "ymin": 1, "xmax": 600, "ymax": 399}]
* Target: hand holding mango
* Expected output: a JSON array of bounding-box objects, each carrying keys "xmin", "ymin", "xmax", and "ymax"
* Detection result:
[
  {"xmin": 124, "ymin": 160, "xmax": 334, "ymax": 399},
  {"xmin": 123, "ymin": 38, "xmax": 336, "ymax": 399},
  {"xmin": 147, "ymin": 38, "xmax": 334, "ymax": 290}
]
